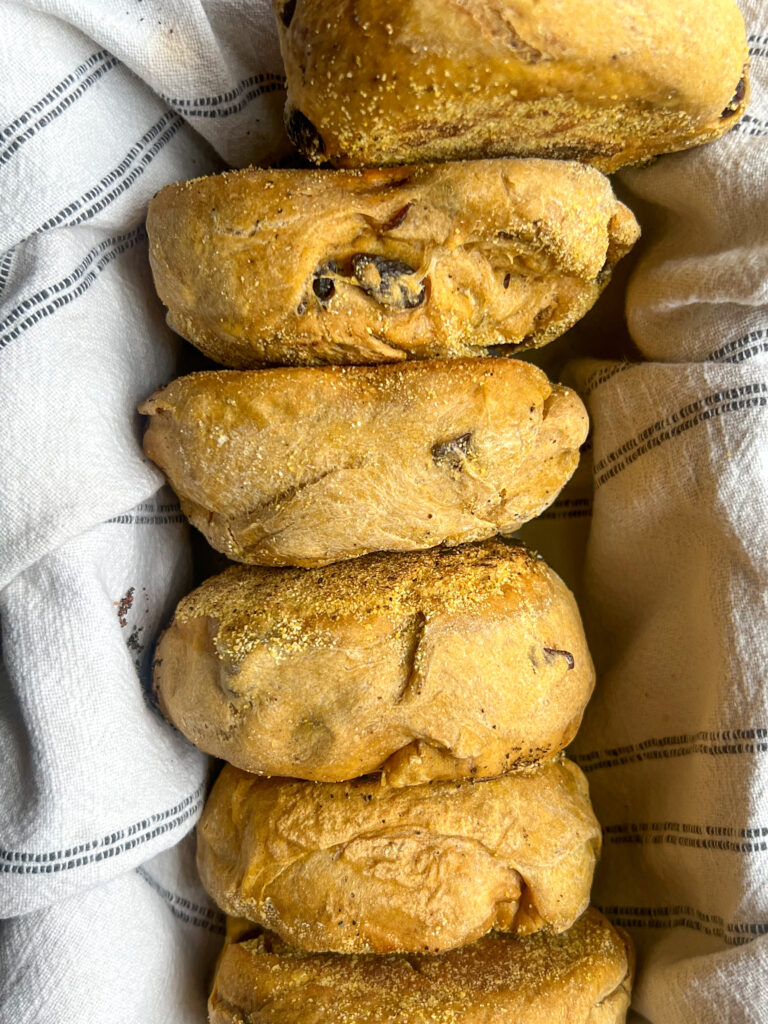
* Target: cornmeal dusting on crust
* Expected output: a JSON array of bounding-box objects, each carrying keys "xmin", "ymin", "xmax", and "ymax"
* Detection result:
[
  {"xmin": 154, "ymin": 536, "xmax": 595, "ymax": 783},
  {"xmin": 209, "ymin": 910, "xmax": 632, "ymax": 1023},
  {"xmin": 274, "ymin": 0, "xmax": 748, "ymax": 172},
  {"xmin": 176, "ymin": 539, "xmax": 543, "ymax": 664}
]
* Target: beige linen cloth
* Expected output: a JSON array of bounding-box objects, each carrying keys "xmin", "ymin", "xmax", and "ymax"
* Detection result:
[{"xmin": 0, "ymin": 1, "xmax": 766, "ymax": 1021}]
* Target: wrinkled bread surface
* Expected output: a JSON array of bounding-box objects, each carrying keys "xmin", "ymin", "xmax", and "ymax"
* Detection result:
[
  {"xmin": 147, "ymin": 159, "xmax": 638, "ymax": 366},
  {"xmin": 197, "ymin": 760, "xmax": 601, "ymax": 954}
]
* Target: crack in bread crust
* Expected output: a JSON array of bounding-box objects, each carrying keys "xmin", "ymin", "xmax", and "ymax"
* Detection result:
[{"xmin": 153, "ymin": 539, "xmax": 595, "ymax": 784}]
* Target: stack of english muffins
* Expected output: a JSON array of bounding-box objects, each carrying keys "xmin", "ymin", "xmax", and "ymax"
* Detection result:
[{"xmin": 141, "ymin": 2, "xmax": 749, "ymax": 1020}]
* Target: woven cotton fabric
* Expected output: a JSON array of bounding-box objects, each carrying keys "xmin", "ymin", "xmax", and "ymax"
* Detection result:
[{"xmin": 0, "ymin": 1, "xmax": 766, "ymax": 1021}]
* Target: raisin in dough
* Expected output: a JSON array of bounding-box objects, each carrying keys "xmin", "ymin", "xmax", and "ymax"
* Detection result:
[
  {"xmin": 210, "ymin": 909, "xmax": 633, "ymax": 1024},
  {"xmin": 146, "ymin": 159, "xmax": 639, "ymax": 367},
  {"xmin": 140, "ymin": 358, "xmax": 589, "ymax": 568},
  {"xmin": 275, "ymin": 0, "xmax": 748, "ymax": 171},
  {"xmin": 197, "ymin": 759, "xmax": 601, "ymax": 954},
  {"xmin": 154, "ymin": 540, "xmax": 595, "ymax": 784}
]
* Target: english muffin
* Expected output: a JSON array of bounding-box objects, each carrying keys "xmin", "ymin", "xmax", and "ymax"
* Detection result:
[
  {"xmin": 147, "ymin": 160, "xmax": 638, "ymax": 367},
  {"xmin": 140, "ymin": 358, "xmax": 589, "ymax": 567},
  {"xmin": 197, "ymin": 759, "xmax": 601, "ymax": 954}
]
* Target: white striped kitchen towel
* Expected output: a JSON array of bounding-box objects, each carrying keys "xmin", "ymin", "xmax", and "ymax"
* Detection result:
[{"xmin": 0, "ymin": 2, "xmax": 284, "ymax": 1021}]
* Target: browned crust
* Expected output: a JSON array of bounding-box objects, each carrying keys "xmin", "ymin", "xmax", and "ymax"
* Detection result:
[
  {"xmin": 209, "ymin": 909, "xmax": 632, "ymax": 1023},
  {"xmin": 139, "ymin": 358, "xmax": 589, "ymax": 567},
  {"xmin": 153, "ymin": 539, "xmax": 595, "ymax": 783},
  {"xmin": 146, "ymin": 159, "xmax": 639, "ymax": 367},
  {"xmin": 275, "ymin": 0, "xmax": 748, "ymax": 171},
  {"xmin": 196, "ymin": 760, "xmax": 602, "ymax": 955}
]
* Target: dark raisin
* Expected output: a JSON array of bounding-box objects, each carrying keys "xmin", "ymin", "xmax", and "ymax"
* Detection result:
[
  {"xmin": 534, "ymin": 302, "xmax": 556, "ymax": 324},
  {"xmin": 431, "ymin": 432, "xmax": 473, "ymax": 470},
  {"xmin": 280, "ymin": 0, "xmax": 296, "ymax": 27},
  {"xmin": 503, "ymin": 272, "xmax": 511, "ymax": 289},
  {"xmin": 382, "ymin": 203, "xmax": 412, "ymax": 231},
  {"xmin": 285, "ymin": 108, "xmax": 325, "ymax": 162},
  {"xmin": 596, "ymin": 258, "xmax": 612, "ymax": 285},
  {"xmin": 313, "ymin": 277, "xmax": 335, "ymax": 301},
  {"xmin": 312, "ymin": 260, "xmax": 338, "ymax": 303},
  {"xmin": 721, "ymin": 75, "xmax": 747, "ymax": 118},
  {"xmin": 351, "ymin": 253, "xmax": 425, "ymax": 309},
  {"xmin": 543, "ymin": 647, "xmax": 575, "ymax": 670}
]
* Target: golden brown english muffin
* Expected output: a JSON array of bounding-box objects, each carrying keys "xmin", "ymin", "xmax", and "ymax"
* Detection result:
[
  {"xmin": 275, "ymin": 0, "xmax": 748, "ymax": 172},
  {"xmin": 209, "ymin": 909, "xmax": 633, "ymax": 1024},
  {"xmin": 154, "ymin": 540, "xmax": 595, "ymax": 785},
  {"xmin": 147, "ymin": 160, "xmax": 639, "ymax": 367},
  {"xmin": 140, "ymin": 358, "xmax": 589, "ymax": 567},
  {"xmin": 197, "ymin": 759, "xmax": 601, "ymax": 954}
]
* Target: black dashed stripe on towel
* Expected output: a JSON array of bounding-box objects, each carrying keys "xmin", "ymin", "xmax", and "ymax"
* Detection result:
[
  {"xmin": 732, "ymin": 111, "xmax": 768, "ymax": 136},
  {"xmin": 535, "ymin": 497, "xmax": 593, "ymax": 521},
  {"xmin": 0, "ymin": 51, "xmax": 119, "ymax": 166},
  {"xmin": 603, "ymin": 821, "xmax": 768, "ymax": 853},
  {"xmin": 136, "ymin": 868, "xmax": 225, "ymax": 935},
  {"xmin": 708, "ymin": 329, "xmax": 768, "ymax": 364},
  {"xmin": 0, "ymin": 783, "xmax": 205, "ymax": 873},
  {"xmin": 0, "ymin": 49, "xmax": 111, "ymax": 141},
  {"xmin": 574, "ymin": 728, "xmax": 768, "ymax": 772},
  {"xmin": 598, "ymin": 904, "xmax": 768, "ymax": 946},
  {"xmin": 35, "ymin": 110, "xmax": 185, "ymax": 233},
  {"xmin": 160, "ymin": 71, "xmax": 285, "ymax": 118},
  {"xmin": 0, "ymin": 226, "xmax": 147, "ymax": 350},
  {"xmin": 593, "ymin": 384, "xmax": 768, "ymax": 487},
  {"xmin": 0, "ymin": 245, "xmax": 16, "ymax": 299}
]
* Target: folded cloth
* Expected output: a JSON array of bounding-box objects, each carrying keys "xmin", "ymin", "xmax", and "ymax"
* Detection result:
[
  {"xmin": 1, "ymin": 1, "xmax": 767, "ymax": 1022},
  {"xmin": 0, "ymin": 834, "xmax": 224, "ymax": 1024},
  {"xmin": 0, "ymin": 2, "xmax": 282, "ymax": 1021}
]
